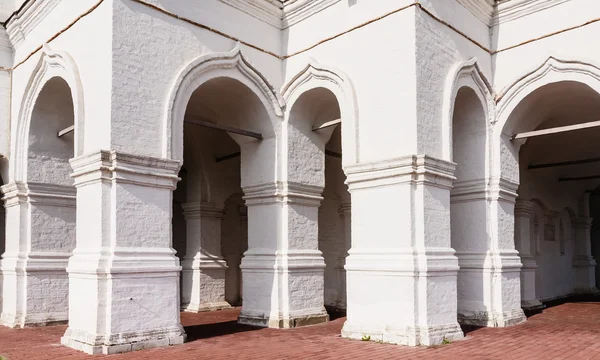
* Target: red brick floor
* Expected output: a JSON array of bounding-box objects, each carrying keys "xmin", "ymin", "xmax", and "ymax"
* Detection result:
[{"xmin": 1, "ymin": 302, "xmax": 600, "ymax": 359}]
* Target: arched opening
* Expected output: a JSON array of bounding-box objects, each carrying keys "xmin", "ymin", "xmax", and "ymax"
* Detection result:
[
  {"xmin": 287, "ymin": 86, "xmax": 349, "ymax": 313},
  {"xmin": 174, "ymin": 76, "xmax": 267, "ymax": 313},
  {"xmin": 1, "ymin": 76, "xmax": 76, "ymax": 327},
  {"xmin": 27, "ymin": 77, "xmax": 75, "ymax": 184},
  {"xmin": 449, "ymin": 86, "xmax": 489, "ymax": 324},
  {"xmin": 503, "ymin": 80, "xmax": 600, "ymax": 304}
]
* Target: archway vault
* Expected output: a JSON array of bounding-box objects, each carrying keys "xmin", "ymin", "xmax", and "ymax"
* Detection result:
[
  {"xmin": 164, "ymin": 46, "xmax": 284, "ymax": 162},
  {"xmin": 13, "ymin": 44, "xmax": 84, "ymax": 183}
]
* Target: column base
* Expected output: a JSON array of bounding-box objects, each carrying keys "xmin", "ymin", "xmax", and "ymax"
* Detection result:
[
  {"xmin": 182, "ymin": 301, "xmax": 232, "ymax": 313},
  {"xmin": 238, "ymin": 310, "xmax": 329, "ymax": 328},
  {"xmin": 60, "ymin": 326, "xmax": 186, "ymax": 355},
  {"xmin": 458, "ymin": 308, "xmax": 525, "ymax": 327},
  {"xmin": 341, "ymin": 321, "xmax": 463, "ymax": 346},
  {"xmin": 521, "ymin": 299, "xmax": 545, "ymax": 311},
  {"xmin": 572, "ymin": 287, "xmax": 600, "ymax": 295},
  {"xmin": 0, "ymin": 312, "xmax": 68, "ymax": 328}
]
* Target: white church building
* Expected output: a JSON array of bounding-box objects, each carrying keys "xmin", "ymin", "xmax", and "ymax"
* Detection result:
[{"xmin": 0, "ymin": 0, "xmax": 599, "ymax": 355}]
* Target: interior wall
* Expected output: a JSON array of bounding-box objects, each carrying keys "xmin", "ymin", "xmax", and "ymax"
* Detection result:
[
  {"xmin": 450, "ymin": 87, "xmax": 488, "ymax": 316},
  {"xmin": 175, "ymin": 82, "xmax": 250, "ymax": 306},
  {"xmin": 27, "ymin": 77, "xmax": 74, "ymax": 186},
  {"xmin": 319, "ymin": 126, "xmax": 348, "ymax": 310},
  {"xmin": 590, "ymin": 193, "xmax": 600, "ymax": 289},
  {"xmin": 504, "ymin": 81, "xmax": 600, "ymax": 302},
  {"xmin": 221, "ymin": 193, "xmax": 247, "ymax": 306}
]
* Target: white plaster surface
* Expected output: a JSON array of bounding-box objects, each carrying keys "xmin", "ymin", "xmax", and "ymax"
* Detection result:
[{"xmin": 1, "ymin": 0, "xmax": 600, "ymax": 354}]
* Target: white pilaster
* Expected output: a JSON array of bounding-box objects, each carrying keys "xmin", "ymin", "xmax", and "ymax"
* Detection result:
[
  {"xmin": 341, "ymin": 155, "xmax": 463, "ymax": 346},
  {"xmin": 572, "ymin": 216, "xmax": 598, "ymax": 293},
  {"xmin": 238, "ymin": 182, "xmax": 329, "ymax": 328},
  {"xmin": 514, "ymin": 199, "xmax": 543, "ymax": 310},
  {"xmin": 481, "ymin": 178, "xmax": 525, "ymax": 326},
  {"xmin": 0, "ymin": 181, "xmax": 75, "ymax": 328},
  {"xmin": 61, "ymin": 150, "xmax": 185, "ymax": 355},
  {"xmin": 181, "ymin": 201, "xmax": 230, "ymax": 312}
]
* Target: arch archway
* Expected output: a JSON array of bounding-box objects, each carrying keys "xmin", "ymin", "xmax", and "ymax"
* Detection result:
[
  {"xmin": 283, "ymin": 60, "xmax": 358, "ymax": 315},
  {"xmin": 495, "ymin": 57, "xmax": 600, "ymax": 308},
  {"xmin": 2, "ymin": 46, "xmax": 81, "ymax": 328},
  {"xmin": 166, "ymin": 47, "xmax": 285, "ymax": 324}
]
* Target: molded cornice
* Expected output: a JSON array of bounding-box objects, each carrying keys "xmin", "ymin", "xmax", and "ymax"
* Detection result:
[
  {"xmin": 220, "ymin": 0, "xmax": 341, "ymax": 29},
  {"xmin": 6, "ymin": 0, "xmax": 61, "ymax": 47},
  {"xmin": 457, "ymin": 0, "xmax": 573, "ymax": 27},
  {"xmin": 493, "ymin": 0, "xmax": 571, "ymax": 26}
]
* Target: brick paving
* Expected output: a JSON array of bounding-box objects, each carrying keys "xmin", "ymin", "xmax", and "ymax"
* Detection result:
[{"xmin": 1, "ymin": 302, "xmax": 600, "ymax": 359}]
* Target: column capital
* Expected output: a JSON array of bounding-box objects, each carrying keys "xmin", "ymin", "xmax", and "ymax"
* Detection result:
[
  {"xmin": 242, "ymin": 181, "xmax": 323, "ymax": 206},
  {"xmin": 338, "ymin": 202, "xmax": 351, "ymax": 216},
  {"xmin": 573, "ymin": 216, "xmax": 593, "ymax": 228},
  {"xmin": 1, "ymin": 181, "xmax": 76, "ymax": 208},
  {"xmin": 343, "ymin": 155, "xmax": 456, "ymax": 191},
  {"xmin": 70, "ymin": 150, "xmax": 182, "ymax": 189},
  {"xmin": 514, "ymin": 199, "xmax": 535, "ymax": 217},
  {"xmin": 181, "ymin": 202, "xmax": 223, "ymax": 219},
  {"xmin": 487, "ymin": 177, "xmax": 519, "ymax": 204}
]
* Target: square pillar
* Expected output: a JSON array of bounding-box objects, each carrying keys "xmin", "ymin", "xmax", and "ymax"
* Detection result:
[
  {"xmin": 514, "ymin": 199, "xmax": 543, "ymax": 310},
  {"xmin": 60, "ymin": 151, "xmax": 185, "ymax": 355},
  {"xmin": 238, "ymin": 182, "xmax": 328, "ymax": 328},
  {"xmin": 572, "ymin": 216, "xmax": 598, "ymax": 293},
  {"xmin": 341, "ymin": 155, "xmax": 463, "ymax": 346},
  {"xmin": 481, "ymin": 179, "xmax": 525, "ymax": 326},
  {"xmin": 181, "ymin": 201, "xmax": 230, "ymax": 312},
  {"xmin": 0, "ymin": 182, "xmax": 75, "ymax": 327}
]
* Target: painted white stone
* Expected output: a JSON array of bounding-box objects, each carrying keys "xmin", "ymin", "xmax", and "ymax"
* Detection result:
[{"xmin": 0, "ymin": 0, "xmax": 600, "ymax": 354}]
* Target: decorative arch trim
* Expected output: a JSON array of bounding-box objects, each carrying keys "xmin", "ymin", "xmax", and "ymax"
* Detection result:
[
  {"xmin": 495, "ymin": 56, "xmax": 600, "ymax": 132},
  {"xmin": 442, "ymin": 57, "xmax": 495, "ymax": 161},
  {"xmin": 164, "ymin": 46, "xmax": 284, "ymax": 161},
  {"xmin": 13, "ymin": 44, "xmax": 84, "ymax": 182},
  {"xmin": 282, "ymin": 58, "xmax": 359, "ymax": 166}
]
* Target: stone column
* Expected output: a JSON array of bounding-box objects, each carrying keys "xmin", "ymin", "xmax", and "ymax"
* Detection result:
[
  {"xmin": 0, "ymin": 182, "xmax": 75, "ymax": 328},
  {"xmin": 181, "ymin": 201, "xmax": 230, "ymax": 312},
  {"xmin": 341, "ymin": 155, "xmax": 463, "ymax": 346},
  {"xmin": 61, "ymin": 151, "xmax": 185, "ymax": 355},
  {"xmin": 572, "ymin": 216, "xmax": 598, "ymax": 293},
  {"xmin": 336, "ymin": 202, "xmax": 351, "ymax": 310},
  {"xmin": 483, "ymin": 179, "xmax": 526, "ymax": 326},
  {"xmin": 514, "ymin": 199, "xmax": 542, "ymax": 310},
  {"xmin": 238, "ymin": 182, "xmax": 328, "ymax": 328}
]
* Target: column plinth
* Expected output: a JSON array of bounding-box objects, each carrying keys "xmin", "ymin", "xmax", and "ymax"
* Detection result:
[
  {"xmin": 60, "ymin": 151, "xmax": 185, "ymax": 355},
  {"xmin": 180, "ymin": 202, "xmax": 230, "ymax": 312},
  {"xmin": 238, "ymin": 182, "xmax": 328, "ymax": 328},
  {"xmin": 341, "ymin": 155, "xmax": 463, "ymax": 346},
  {"xmin": 0, "ymin": 181, "xmax": 75, "ymax": 328}
]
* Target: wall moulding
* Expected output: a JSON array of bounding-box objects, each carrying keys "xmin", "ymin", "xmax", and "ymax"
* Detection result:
[
  {"xmin": 219, "ymin": 0, "xmax": 341, "ymax": 29},
  {"xmin": 457, "ymin": 0, "xmax": 573, "ymax": 27},
  {"xmin": 5, "ymin": 0, "xmax": 61, "ymax": 48}
]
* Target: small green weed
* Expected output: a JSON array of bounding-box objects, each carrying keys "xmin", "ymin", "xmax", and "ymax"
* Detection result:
[
  {"xmin": 441, "ymin": 337, "xmax": 451, "ymax": 345},
  {"xmin": 361, "ymin": 335, "xmax": 371, "ymax": 341}
]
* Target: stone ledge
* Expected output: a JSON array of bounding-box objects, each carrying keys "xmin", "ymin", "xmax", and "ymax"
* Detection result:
[
  {"xmin": 341, "ymin": 321, "xmax": 464, "ymax": 346},
  {"xmin": 238, "ymin": 311, "xmax": 329, "ymax": 328},
  {"xmin": 183, "ymin": 301, "xmax": 232, "ymax": 313},
  {"xmin": 61, "ymin": 327, "xmax": 186, "ymax": 355},
  {"xmin": 458, "ymin": 308, "xmax": 526, "ymax": 327}
]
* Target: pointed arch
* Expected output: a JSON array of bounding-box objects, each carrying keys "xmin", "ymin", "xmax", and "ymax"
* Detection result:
[
  {"xmin": 442, "ymin": 58, "xmax": 495, "ymax": 161},
  {"xmin": 164, "ymin": 46, "xmax": 284, "ymax": 161},
  {"xmin": 490, "ymin": 56, "xmax": 600, "ymax": 182},
  {"xmin": 282, "ymin": 59, "xmax": 359, "ymax": 166},
  {"xmin": 495, "ymin": 56, "xmax": 600, "ymax": 134},
  {"xmin": 12, "ymin": 44, "xmax": 84, "ymax": 182}
]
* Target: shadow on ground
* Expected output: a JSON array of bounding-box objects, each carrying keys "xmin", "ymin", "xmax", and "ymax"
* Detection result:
[
  {"xmin": 183, "ymin": 307, "xmax": 347, "ymax": 342},
  {"xmin": 184, "ymin": 320, "xmax": 261, "ymax": 342}
]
